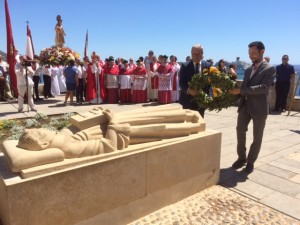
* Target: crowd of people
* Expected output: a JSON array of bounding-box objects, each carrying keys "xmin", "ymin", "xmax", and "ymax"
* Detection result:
[
  {"xmin": 2, "ymin": 50, "xmax": 187, "ymax": 110},
  {"xmin": 0, "ymin": 47, "xmax": 295, "ymax": 117}
]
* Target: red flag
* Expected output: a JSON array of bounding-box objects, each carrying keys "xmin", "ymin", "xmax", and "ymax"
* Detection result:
[
  {"xmin": 26, "ymin": 24, "xmax": 35, "ymax": 60},
  {"xmin": 84, "ymin": 30, "xmax": 88, "ymax": 58},
  {"xmin": 4, "ymin": 0, "xmax": 17, "ymax": 97}
]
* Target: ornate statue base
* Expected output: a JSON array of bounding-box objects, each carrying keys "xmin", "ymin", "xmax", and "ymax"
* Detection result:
[{"xmin": 0, "ymin": 105, "xmax": 221, "ymax": 225}]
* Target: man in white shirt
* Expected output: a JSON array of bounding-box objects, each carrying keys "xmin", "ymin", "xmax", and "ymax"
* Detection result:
[
  {"xmin": 75, "ymin": 59, "xmax": 86, "ymax": 104},
  {"xmin": 42, "ymin": 65, "xmax": 53, "ymax": 99},
  {"xmin": 14, "ymin": 49, "xmax": 21, "ymax": 64},
  {"xmin": 15, "ymin": 55, "xmax": 37, "ymax": 112}
]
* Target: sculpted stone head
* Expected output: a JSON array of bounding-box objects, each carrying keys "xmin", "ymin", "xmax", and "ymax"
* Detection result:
[{"xmin": 17, "ymin": 128, "xmax": 56, "ymax": 150}]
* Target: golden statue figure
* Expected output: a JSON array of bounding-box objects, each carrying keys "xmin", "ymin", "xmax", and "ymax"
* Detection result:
[{"xmin": 55, "ymin": 15, "xmax": 66, "ymax": 47}]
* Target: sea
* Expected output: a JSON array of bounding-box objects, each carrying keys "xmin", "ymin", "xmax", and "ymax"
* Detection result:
[{"xmin": 237, "ymin": 65, "xmax": 300, "ymax": 96}]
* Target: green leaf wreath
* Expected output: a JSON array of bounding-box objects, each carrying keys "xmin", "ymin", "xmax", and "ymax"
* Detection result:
[{"xmin": 188, "ymin": 67, "xmax": 238, "ymax": 112}]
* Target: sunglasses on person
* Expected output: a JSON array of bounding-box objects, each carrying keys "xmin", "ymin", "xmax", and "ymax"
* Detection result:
[{"xmin": 282, "ymin": 58, "xmax": 288, "ymax": 60}]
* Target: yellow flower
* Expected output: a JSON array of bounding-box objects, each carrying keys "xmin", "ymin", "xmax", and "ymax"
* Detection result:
[
  {"xmin": 74, "ymin": 52, "xmax": 80, "ymax": 59},
  {"xmin": 209, "ymin": 67, "xmax": 220, "ymax": 74},
  {"xmin": 212, "ymin": 87, "xmax": 222, "ymax": 97}
]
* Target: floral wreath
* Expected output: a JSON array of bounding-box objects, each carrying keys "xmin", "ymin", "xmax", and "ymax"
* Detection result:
[
  {"xmin": 188, "ymin": 67, "xmax": 238, "ymax": 112},
  {"xmin": 39, "ymin": 46, "xmax": 80, "ymax": 66}
]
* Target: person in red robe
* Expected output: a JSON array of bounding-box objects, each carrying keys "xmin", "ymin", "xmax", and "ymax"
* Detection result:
[
  {"xmin": 155, "ymin": 55, "xmax": 174, "ymax": 104},
  {"xmin": 119, "ymin": 60, "xmax": 133, "ymax": 103},
  {"xmin": 103, "ymin": 56, "xmax": 119, "ymax": 103},
  {"xmin": 170, "ymin": 55, "xmax": 181, "ymax": 102},
  {"xmin": 148, "ymin": 55, "xmax": 160, "ymax": 101},
  {"xmin": 91, "ymin": 51, "xmax": 104, "ymax": 67},
  {"xmin": 84, "ymin": 57, "xmax": 96, "ymax": 103},
  {"xmin": 85, "ymin": 55, "xmax": 106, "ymax": 104},
  {"xmin": 132, "ymin": 60, "xmax": 148, "ymax": 103}
]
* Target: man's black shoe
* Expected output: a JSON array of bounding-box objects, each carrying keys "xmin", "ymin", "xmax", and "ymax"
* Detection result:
[
  {"xmin": 232, "ymin": 159, "xmax": 247, "ymax": 169},
  {"xmin": 244, "ymin": 163, "xmax": 254, "ymax": 174}
]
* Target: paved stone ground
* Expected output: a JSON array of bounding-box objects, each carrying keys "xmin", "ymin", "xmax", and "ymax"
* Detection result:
[
  {"xmin": 129, "ymin": 186, "xmax": 300, "ymax": 225},
  {"xmin": 1, "ymin": 95, "xmax": 300, "ymax": 224}
]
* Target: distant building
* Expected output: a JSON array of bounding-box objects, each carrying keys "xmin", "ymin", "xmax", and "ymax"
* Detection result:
[
  {"xmin": 0, "ymin": 50, "xmax": 7, "ymax": 61},
  {"xmin": 233, "ymin": 57, "xmax": 250, "ymax": 80}
]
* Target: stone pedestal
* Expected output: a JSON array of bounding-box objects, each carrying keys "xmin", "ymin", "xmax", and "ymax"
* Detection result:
[{"xmin": 0, "ymin": 130, "xmax": 221, "ymax": 225}]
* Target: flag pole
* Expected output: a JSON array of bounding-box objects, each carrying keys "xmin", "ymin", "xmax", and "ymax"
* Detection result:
[
  {"xmin": 25, "ymin": 21, "xmax": 30, "ymax": 112},
  {"xmin": 84, "ymin": 30, "xmax": 88, "ymax": 58},
  {"xmin": 4, "ymin": 0, "xmax": 18, "ymax": 97}
]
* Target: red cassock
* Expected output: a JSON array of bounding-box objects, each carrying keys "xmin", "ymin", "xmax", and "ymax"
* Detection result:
[
  {"xmin": 104, "ymin": 65, "xmax": 119, "ymax": 103},
  {"xmin": 156, "ymin": 64, "xmax": 173, "ymax": 104},
  {"xmin": 119, "ymin": 67, "xmax": 133, "ymax": 103},
  {"xmin": 132, "ymin": 67, "xmax": 147, "ymax": 103},
  {"xmin": 85, "ymin": 63, "xmax": 96, "ymax": 102},
  {"xmin": 150, "ymin": 62, "xmax": 159, "ymax": 89}
]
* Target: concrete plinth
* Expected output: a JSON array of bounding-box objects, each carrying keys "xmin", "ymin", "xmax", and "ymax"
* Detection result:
[{"xmin": 0, "ymin": 130, "xmax": 221, "ymax": 225}]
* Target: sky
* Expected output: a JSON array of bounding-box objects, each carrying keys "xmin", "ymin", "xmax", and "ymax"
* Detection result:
[{"xmin": 1, "ymin": 0, "xmax": 300, "ymax": 65}]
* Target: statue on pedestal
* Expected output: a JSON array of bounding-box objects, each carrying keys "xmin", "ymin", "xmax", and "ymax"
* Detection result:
[{"xmin": 55, "ymin": 15, "xmax": 66, "ymax": 48}]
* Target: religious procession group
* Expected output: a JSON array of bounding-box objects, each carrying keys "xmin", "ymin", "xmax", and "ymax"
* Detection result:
[{"xmin": 40, "ymin": 50, "xmax": 181, "ymax": 106}]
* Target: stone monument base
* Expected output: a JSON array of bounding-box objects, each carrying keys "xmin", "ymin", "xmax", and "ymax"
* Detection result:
[{"xmin": 0, "ymin": 130, "xmax": 221, "ymax": 225}]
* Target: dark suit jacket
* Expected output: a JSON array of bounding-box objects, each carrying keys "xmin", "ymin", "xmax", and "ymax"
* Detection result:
[
  {"xmin": 239, "ymin": 61, "xmax": 276, "ymax": 117},
  {"xmin": 179, "ymin": 60, "xmax": 209, "ymax": 110}
]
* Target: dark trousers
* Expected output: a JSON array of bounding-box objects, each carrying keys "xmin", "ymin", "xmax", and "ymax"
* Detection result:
[
  {"xmin": 76, "ymin": 78, "xmax": 84, "ymax": 102},
  {"xmin": 33, "ymin": 76, "xmax": 40, "ymax": 99},
  {"xmin": 275, "ymin": 81, "xmax": 290, "ymax": 111},
  {"xmin": 236, "ymin": 106, "xmax": 267, "ymax": 164},
  {"xmin": 0, "ymin": 77, "xmax": 5, "ymax": 101},
  {"xmin": 43, "ymin": 74, "xmax": 52, "ymax": 98}
]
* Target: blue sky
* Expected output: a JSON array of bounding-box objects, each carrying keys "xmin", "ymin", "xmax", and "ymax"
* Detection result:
[{"xmin": 1, "ymin": 0, "xmax": 300, "ymax": 64}]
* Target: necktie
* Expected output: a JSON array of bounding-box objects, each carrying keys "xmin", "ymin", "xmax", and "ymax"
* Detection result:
[
  {"xmin": 250, "ymin": 64, "xmax": 258, "ymax": 79},
  {"xmin": 195, "ymin": 63, "xmax": 199, "ymax": 73}
]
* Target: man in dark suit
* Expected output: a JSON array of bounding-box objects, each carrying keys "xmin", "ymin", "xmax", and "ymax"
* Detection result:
[
  {"xmin": 274, "ymin": 55, "xmax": 295, "ymax": 112},
  {"xmin": 230, "ymin": 41, "xmax": 276, "ymax": 173},
  {"xmin": 179, "ymin": 44, "xmax": 209, "ymax": 118}
]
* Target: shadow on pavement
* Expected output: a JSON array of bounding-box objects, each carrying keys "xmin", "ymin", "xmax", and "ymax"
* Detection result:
[
  {"xmin": 290, "ymin": 130, "xmax": 300, "ymax": 134},
  {"xmin": 219, "ymin": 167, "xmax": 249, "ymax": 188},
  {"xmin": 0, "ymin": 111, "xmax": 19, "ymax": 117},
  {"xmin": 34, "ymin": 99, "xmax": 61, "ymax": 105},
  {"xmin": 142, "ymin": 102, "xmax": 162, "ymax": 107}
]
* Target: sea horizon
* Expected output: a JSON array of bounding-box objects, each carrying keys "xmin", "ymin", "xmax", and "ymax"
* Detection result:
[{"xmin": 238, "ymin": 64, "xmax": 300, "ymax": 96}]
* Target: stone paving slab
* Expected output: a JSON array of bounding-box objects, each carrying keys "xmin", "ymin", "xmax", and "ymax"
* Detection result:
[
  {"xmin": 290, "ymin": 174, "xmax": 300, "ymax": 184},
  {"xmin": 276, "ymin": 158, "xmax": 300, "ymax": 170},
  {"xmin": 1, "ymin": 96, "xmax": 300, "ymax": 223},
  {"xmin": 268, "ymin": 161, "xmax": 300, "ymax": 174},
  {"xmin": 248, "ymin": 170, "xmax": 300, "ymax": 197},
  {"xmin": 260, "ymin": 191, "xmax": 300, "ymax": 221},
  {"xmin": 129, "ymin": 186, "xmax": 300, "ymax": 225},
  {"xmin": 223, "ymin": 178, "xmax": 275, "ymax": 200},
  {"xmin": 257, "ymin": 164, "xmax": 296, "ymax": 179}
]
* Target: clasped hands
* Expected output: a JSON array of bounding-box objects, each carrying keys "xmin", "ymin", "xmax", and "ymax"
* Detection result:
[
  {"xmin": 229, "ymin": 88, "xmax": 240, "ymax": 95},
  {"xmin": 187, "ymin": 88, "xmax": 198, "ymax": 96}
]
